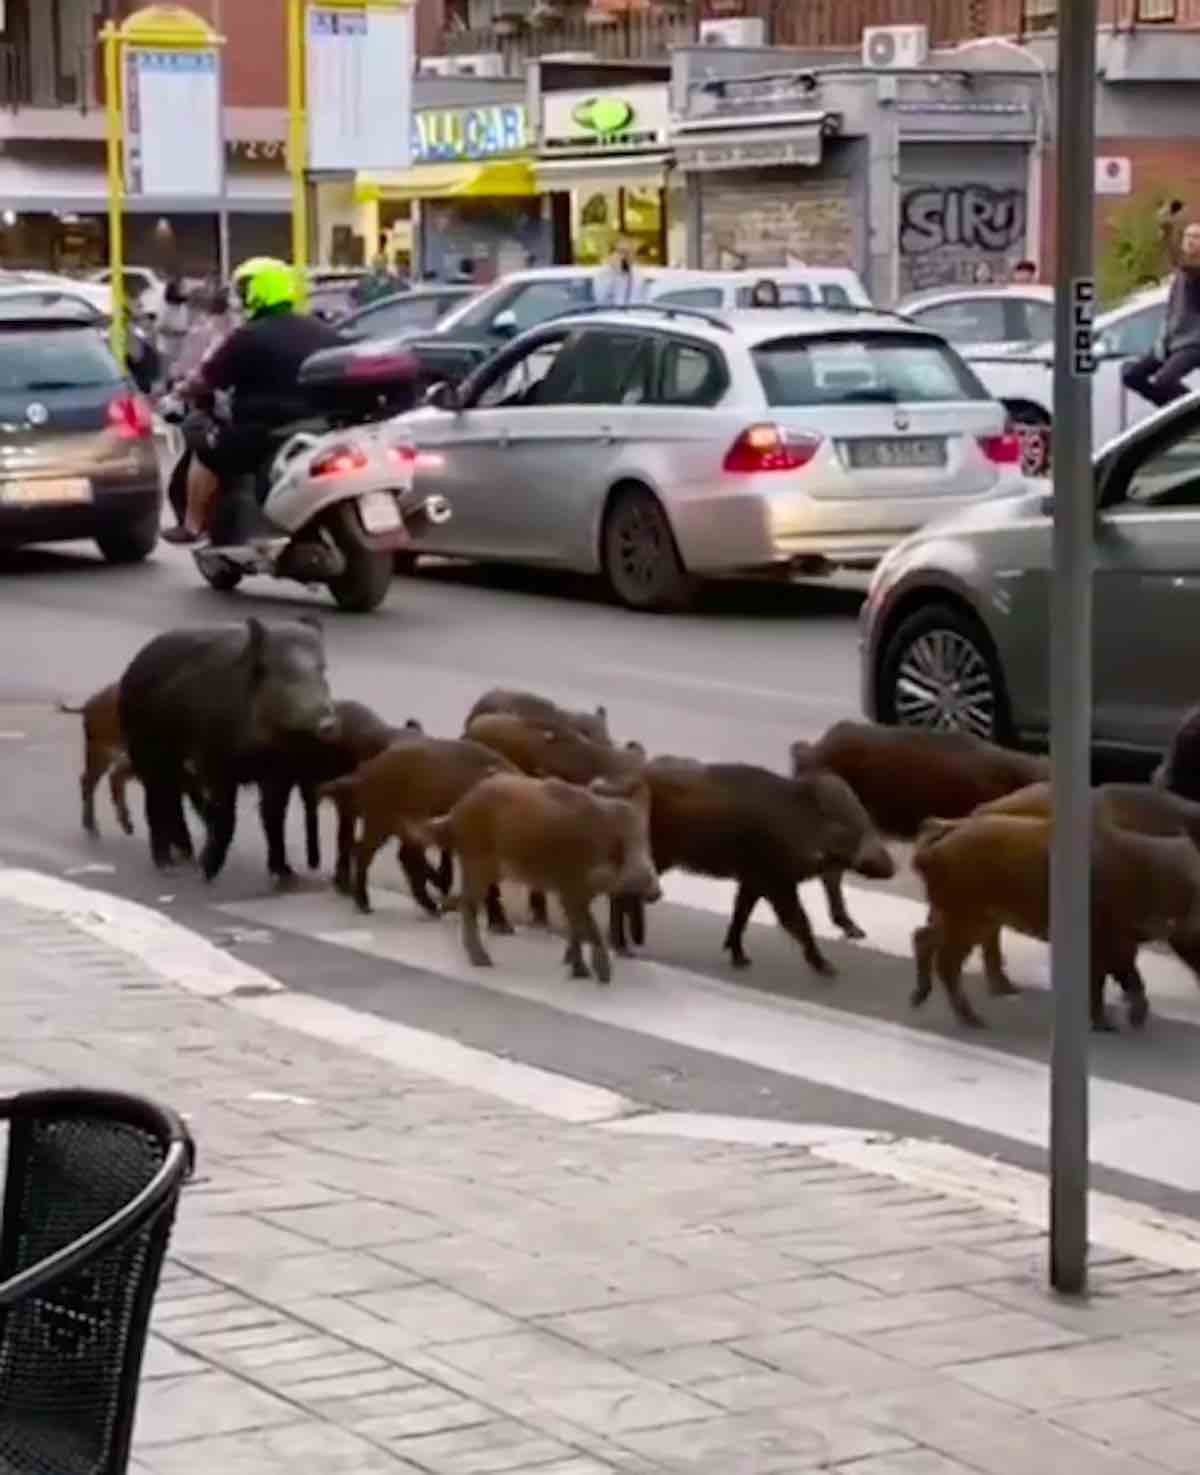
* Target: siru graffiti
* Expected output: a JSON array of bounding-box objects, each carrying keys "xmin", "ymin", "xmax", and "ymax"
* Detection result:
[{"xmin": 898, "ymin": 182, "xmax": 1027, "ymax": 292}]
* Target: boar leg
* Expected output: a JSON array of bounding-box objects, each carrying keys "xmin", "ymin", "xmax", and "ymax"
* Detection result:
[
  {"xmin": 529, "ymin": 890, "xmax": 550, "ymax": 928},
  {"xmin": 458, "ymin": 860, "xmax": 495, "ymax": 968},
  {"xmin": 1089, "ymin": 972, "xmax": 1117, "ymax": 1033},
  {"xmin": 352, "ymin": 814, "xmax": 392, "ymax": 914},
  {"xmin": 820, "ymin": 866, "xmax": 867, "ymax": 941},
  {"xmin": 583, "ymin": 904, "xmax": 612, "ymax": 984},
  {"xmin": 80, "ymin": 739, "xmax": 111, "ymax": 836},
  {"xmin": 108, "ymin": 753, "xmax": 137, "ymax": 836},
  {"xmin": 608, "ymin": 895, "xmax": 630, "ymax": 954},
  {"xmin": 144, "ymin": 777, "xmax": 187, "ymax": 870},
  {"xmin": 259, "ymin": 779, "xmax": 296, "ymax": 882},
  {"xmin": 398, "ymin": 840, "xmax": 443, "ymax": 916},
  {"xmin": 723, "ymin": 884, "xmax": 759, "ymax": 968},
  {"xmin": 934, "ymin": 931, "xmax": 986, "ymax": 1028},
  {"xmin": 200, "ymin": 777, "xmax": 239, "ymax": 883},
  {"xmin": 762, "ymin": 880, "xmax": 835, "ymax": 978},
  {"xmin": 562, "ymin": 932, "xmax": 590, "ymax": 980},
  {"xmin": 333, "ymin": 795, "xmax": 357, "ymax": 894},
  {"xmin": 1115, "ymin": 965, "xmax": 1149, "ymax": 1030},
  {"xmin": 627, "ymin": 896, "xmax": 646, "ymax": 947},
  {"xmin": 485, "ymin": 885, "xmax": 514, "ymax": 934},
  {"xmin": 302, "ymin": 782, "xmax": 321, "ymax": 871},
  {"xmin": 911, "ymin": 921, "xmax": 937, "ymax": 1009},
  {"xmin": 431, "ymin": 848, "xmax": 454, "ymax": 895},
  {"xmin": 981, "ymin": 927, "xmax": 1021, "ymax": 996}
]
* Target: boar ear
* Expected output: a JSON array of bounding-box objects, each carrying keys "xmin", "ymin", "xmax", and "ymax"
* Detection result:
[
  {"xmin": 244, "ymin": 617, "xmax": 267, "ymax": 672},
  {"xmin": 404, "ymin": 717, "xmax": 423, "ymax": 732}
]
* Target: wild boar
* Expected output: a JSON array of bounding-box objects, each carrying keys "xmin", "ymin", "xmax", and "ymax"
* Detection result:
[
  {"xmin": 609, "ymin": 758, "xmax": 894, "ymax": 975},
  {"xmin": 119, "ymin": 617, "xmax": 337, "ymax": 878},
  {"xmin": 910, "ymin": 809, "xmax": 1200, "ymax": 1030},
  {"xmin": 1154, "ymin": 705, "xmax": 1200, "ymax": 803},
  {"xmin": 320, "ymin": 735, "xmax": 518, "ymax": 917},
  {"xmin": 425, "ymin": 772, "xmax": 660, "ymax": 982},
  {"xmin": 789, "ymin": 721, "xmax": 1049, "ymax": 941},
  {"xmin": 466, "ymin": 687, "xmax": 610, "ymax": 744}
]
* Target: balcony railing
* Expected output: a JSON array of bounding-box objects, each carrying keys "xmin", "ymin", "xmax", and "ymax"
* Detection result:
[{"xmin": 440, "ymin": 0, "xmax": 1200, "ymax": 59}]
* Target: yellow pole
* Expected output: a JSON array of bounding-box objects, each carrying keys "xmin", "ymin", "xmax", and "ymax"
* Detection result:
[
  {"xmin": 103, "ymin": 24, "xmax": 127, "ymax": 367},
  {"xmin": 287, "ymin": 0, "xmax": 310, "ymax": 310}
]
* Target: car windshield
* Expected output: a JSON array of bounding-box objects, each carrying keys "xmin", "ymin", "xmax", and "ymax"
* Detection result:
[
  {"xmin": 447, "ymin": 278, "xmax": 593, "ymax": 334},
  {"xmin": 0, "ymin": 329, "xmax": 122, "ymax": 391},
  {"xmin": 752, "ymin": 332, "xmax": 991, "ymax": 406}
]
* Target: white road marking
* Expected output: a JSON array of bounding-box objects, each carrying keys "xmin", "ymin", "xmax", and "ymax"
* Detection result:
[
  {"xmin": 586, "ymin": 662, "xmax": 854, "ymax": 711},
  {"xmin": 219, "ymin": 885, "xmax": 1200, "ymax": 1195}
]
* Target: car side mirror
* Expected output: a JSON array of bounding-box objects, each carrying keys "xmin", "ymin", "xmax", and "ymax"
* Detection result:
[
  {"xmin": 424, "ymin": 380, "xmax": 460, "ymax": 412},
  {"xmin": 1093, "ymin": 331, "xmax": 1117, "ymax": 360},
  {"xmin": 492, "ymin": 308, "xmax": 518, "ymax": 338}
]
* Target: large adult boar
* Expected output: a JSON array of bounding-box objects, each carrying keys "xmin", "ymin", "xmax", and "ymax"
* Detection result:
[
  {"xmin": 610, "ymin": 758, "xmax": 894, "ymax": 975},
  {"xmin": 1154, "ymin": 704, "xmax": 1200, "ymax": 803},
  {"xmin": 119, "ymin": 617, "xmax": 337, "ymax": 878},
  {"xmin": 789, "ymin": 722, "xmax": 1048, "ymax": 940},
  {"xmin": 321, "ymin": 735, "xmax": 518, "ymax": 916},
  {"xmin": 425, "ymin": 772, "xmax": 660, "ymax": 983},
  {"xmin": 465, "ymin": 688, "xmax": 610, "ymax": 744}
]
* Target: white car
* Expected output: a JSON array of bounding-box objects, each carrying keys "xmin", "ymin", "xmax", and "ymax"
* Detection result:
[
  {"xmin": 0, "ymin": 271, "xmax": 113, "ymax": 318},
  {"xmin": 897, "ymin": 284, "xmax": 1055, "ymax": 356},
  {"xmin": 648, "ymin": 267, "xmax": 872, "ymax": 312},
  {"xmin": 403, "ymin": 302, "xmax": 1020, "ymax": 610},
  {"xmin": 89, "ymin": 266, "xmax": 165, "ymax": 320},
  {"xmin": 961, "ymin": 282, "xmax": 1181, "ymax": 474}
]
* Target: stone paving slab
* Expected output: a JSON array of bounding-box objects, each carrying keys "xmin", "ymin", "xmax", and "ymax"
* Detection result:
[{"xmin": 0, "ymin": 898, "xmax": 1197, "ymax": 1472}]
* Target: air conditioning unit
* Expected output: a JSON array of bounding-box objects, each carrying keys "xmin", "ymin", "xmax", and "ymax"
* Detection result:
[
  {"xmin": 862, "ymin": 24, "xmax": 929, "ymax": 69},
  {"xmin": 418, "ymin": 51, "xmax": 505, "ymax": 77},
  {"xmin": 699, "ymin": 17, "xmax": 767, "ymax": 46}
]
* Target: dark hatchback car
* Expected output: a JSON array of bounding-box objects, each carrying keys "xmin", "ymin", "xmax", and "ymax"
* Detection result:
[
  {"xmin": 338, "ymin": 285, "xmax": 477, "ymax": 342},
  {"xmin": 0, "ymin": 306, "xmax": 160, "ymax": 563}
]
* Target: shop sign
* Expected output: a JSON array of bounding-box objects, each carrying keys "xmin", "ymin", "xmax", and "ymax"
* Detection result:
[
  {"xmin": 541, "ymin": 85, "xmax": 669, "ymax": 154},
  {"xmin": 414, "ymin": 103, "xmax": 528, "ymax": 163},
  {"xmin": 229, "ymin": 139, "xmax": 286, "ymax": 162},
  {"xmin": 675, "ymin": 129, "xmax": 823, "ymax": 173}
]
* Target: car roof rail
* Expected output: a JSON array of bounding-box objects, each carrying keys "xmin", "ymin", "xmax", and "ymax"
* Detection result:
[
  {"xmin": 549, "ymin": 302, "xmax": 734, "ymax": 333},
  {"xmin": 741, "ymin": 301, "xmax": 914, "ymax": 322}
]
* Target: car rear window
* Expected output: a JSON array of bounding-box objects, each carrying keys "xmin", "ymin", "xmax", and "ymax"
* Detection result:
[
  {"xmin": 0, "ymin": 328, "xmax": 123, "ymax": 391},
  {"xmin": 752, "ymin": 332, "xmax": 990, "ymax": 407}
]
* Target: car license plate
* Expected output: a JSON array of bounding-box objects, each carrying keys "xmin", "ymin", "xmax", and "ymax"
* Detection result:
[
  {"xmin": 359, "ymin": 490, "xmax": 401, "ymax": 533},
  {"xmin": 0, "ymin": 477, "xmax": 92, "ymax": 506},
  {"xmin": 844, "ymin": 437, "xmax": 946, "ymax": 470}
]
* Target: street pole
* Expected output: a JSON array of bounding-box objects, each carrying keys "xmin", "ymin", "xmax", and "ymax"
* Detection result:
[
  {"xmin": 286, "ymin": 0, "xmax": 311, "ymax": 309},
  {"xmin": 1049, "ymin": 0, "xmax": 1098, "ymax": 1295},
  {"xmin": 213, "ymin": 0, "xmax": 231, "ymax": 279},
  {"xmin": 102, "ymin": 22, "xmax": 127, "ymax": 368}
]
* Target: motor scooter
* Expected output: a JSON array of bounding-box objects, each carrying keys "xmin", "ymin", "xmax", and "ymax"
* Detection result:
[{"xmin": 166, "ymin": 339, "xmax": 451, "ymax": 613}]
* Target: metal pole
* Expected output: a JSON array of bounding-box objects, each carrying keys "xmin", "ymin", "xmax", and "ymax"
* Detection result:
[
  {"xmin": 213, "ymin": 0, "xmax": 231, "ymax": 278},
  {"xmin": 287, "ymin": 0, "xmax": 311, "ymax": 309},
  {"xmin": 1049, "ymin": 0, "xmax": 1098, "ymax": 1296},
  {"xmin": 103, "ymin": 24, "xmax": 127, "ymax": 368}
]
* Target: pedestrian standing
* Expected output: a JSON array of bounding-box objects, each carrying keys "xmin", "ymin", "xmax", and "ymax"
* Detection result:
[
  {"xmin": 750, "ymin": 278, "xmax": 781, "ymax": 307},
  {"xmin": 595, "ymin": 238, "xmax": 641, "ymax": 307},
  {"xmin": 1011, "ymin": 260, "xmax": 1038, "ymax": 285},
  {"xmin": 155, "ymin": 277, "xmax": 191, "ymax": 383},
  {"xmin": 1122, "ymin": 201, "xmax": 1200, "ymax": 408}
]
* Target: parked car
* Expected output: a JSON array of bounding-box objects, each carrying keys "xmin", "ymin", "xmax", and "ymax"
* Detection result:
[
  {"xmin": 896, "ymin": 284, "xmax": 1055, "ymax": 354},
  {"xmin": 650, "ymin": 267, "xmax": 872, "ymax": 312},
  {"xmin": 88, "ymin": 265, "xmax": 165, "ymax": 320},
  {"xmin": 860, "ymin": 391, "xmax": 1200, "ymax": 760},
  {"xmin": 0, "ymin": 301, "xmax": 161, "ymax": 563},
  {"xmin": 1, "ymin": 271, "xmax": 113, "ymax": 318},
  {"xmin": 400, "ymin": 301, "xmax": 1020, "ymax": 611},
  {"xmin": 339, "ymin": 285, "xmax": 478, "ymax": 341},
  {"xmin": 397, "ymin": 266, "xmax": 875, "ymax": 390},
  {"xmin": 962, "ymin": 281, "xmax": 1186, "ymax": 476}
]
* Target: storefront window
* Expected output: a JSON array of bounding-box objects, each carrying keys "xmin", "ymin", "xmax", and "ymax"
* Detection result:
[{"xmin": 572, "ymin": 187, "xmax": 664, "ymax": 266}]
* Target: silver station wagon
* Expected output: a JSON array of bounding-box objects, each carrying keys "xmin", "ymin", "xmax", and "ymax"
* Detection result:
[
  {"xmin": 401, "ymin": 303, "xmax": 1022, "ymax": 611},
  {"xmin": 860, "ymin": 391, "xmax": 1200, "ymax": 760}
]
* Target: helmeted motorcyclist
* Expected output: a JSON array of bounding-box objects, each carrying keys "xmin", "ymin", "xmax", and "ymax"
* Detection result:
[{"xmin": 165, "ymin": 257, "xmax": 343, "ymax": 544}]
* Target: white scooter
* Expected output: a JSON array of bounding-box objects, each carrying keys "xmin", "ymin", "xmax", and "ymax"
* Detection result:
[{"xmin": 167, "ymin": 340, "xmax": 451, "ymax": 613}]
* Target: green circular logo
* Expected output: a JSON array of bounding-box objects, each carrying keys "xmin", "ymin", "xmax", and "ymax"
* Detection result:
[{"xmin": 572, "ymin": 96, "xmax": 634, "ymax": 136}]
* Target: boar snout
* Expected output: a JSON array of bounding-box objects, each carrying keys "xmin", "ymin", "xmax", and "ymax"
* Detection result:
[
  {"xmin": 316, "ymin": 707, "xmax": 340, "ymax": 740},
  {"xmin": 852, "ymin": 836, "xmax": 895, "ymax": 881}
]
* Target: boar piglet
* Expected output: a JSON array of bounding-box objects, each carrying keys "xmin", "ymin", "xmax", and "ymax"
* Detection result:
[
  {"xmin": 260, "ymin": 703, "xmax": 427, "ymax": 884},
  {"xmin": 789, "ymin": 721, "xmax": 1048, "ymax": 941},
  {"xmin": 321, "ymin": 735, "xmax": 518, "ymax": 918},
  {"xmin": 1154, "ymin": 704, "xmax": 1200, "ymax": 803},
  {"xmin": 425, "ymin": 772, "xmax": 660, "ymax": 983},
  {"xmin": 610, "ymin": 758, "xmax": 894, "ymax": 976},
  {"xmin": 910, "ymin": 808, "xmax": 1200, "ymax": 1030},
  {"xmin": 119, "ymin": 616, "xmax": 337, "ymax": 879},
  {"xmin": 59, "ymin": 682, "xmax": 206, "ymax": 846},
  {"xmin": 466, "ymin": 687, "xmax": 610, "ymax": 745}
]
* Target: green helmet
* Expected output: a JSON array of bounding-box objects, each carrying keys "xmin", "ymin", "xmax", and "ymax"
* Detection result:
[{"xmin": 233, "ymin": 257, "xmax": 296, "ymax": 317}]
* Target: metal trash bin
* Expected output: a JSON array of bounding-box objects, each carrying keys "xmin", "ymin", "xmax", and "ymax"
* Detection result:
[{"xmin": 0, "ymin": 1090, "xmax": 194, "ymax": 1475}]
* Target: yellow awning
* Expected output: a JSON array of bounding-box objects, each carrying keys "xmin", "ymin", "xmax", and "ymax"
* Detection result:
[{"xmin": 355, "ymin": 160, "xmax": 536, "ymax": 204}]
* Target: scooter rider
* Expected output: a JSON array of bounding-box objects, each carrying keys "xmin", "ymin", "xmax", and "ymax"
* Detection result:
[{"xmin": 165, "ymin": 257, "xmax": 343, "ymax": 544}]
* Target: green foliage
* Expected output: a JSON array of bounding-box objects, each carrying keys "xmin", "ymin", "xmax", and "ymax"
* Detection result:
[{"xmin": 1098, "ymin": 189, "xmax": 1177, "ymax": 306}]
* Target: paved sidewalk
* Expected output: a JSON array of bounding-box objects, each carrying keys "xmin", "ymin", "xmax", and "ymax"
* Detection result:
[{"xmin": 5, "ymin": 898, "xmax": 1200, "ymax": 1474}]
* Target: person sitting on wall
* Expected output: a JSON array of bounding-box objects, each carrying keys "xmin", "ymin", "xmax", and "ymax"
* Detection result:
[
  {"xmin": 750, "ymin": 278, "xmax": 781, "ymax": 307},
  {"xmin": 1122, "ymin": 201, "xmax": 1200, "ymax": 409}
]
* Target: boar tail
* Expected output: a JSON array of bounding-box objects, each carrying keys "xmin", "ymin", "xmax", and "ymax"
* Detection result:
[{"xmin": 56, "ymin": 700, "xmax": 86, "ymax": 714}]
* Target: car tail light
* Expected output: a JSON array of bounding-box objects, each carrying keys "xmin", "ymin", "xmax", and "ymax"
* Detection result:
[
  {"xmin": 311, "ymin": 444, "xmax": 368, "ymax": 478},
  {"xmin": 107, "ymin": 393, "xmax": 153, "ymax": 440},
  {"xmin": 977, "ymin": 428, "xmax": 1022, "ymax": 465},
  {"xmin": 387, "ymin": 443, "xmax": 416, "ymax": 468},
  {"xmin": 723, "ymin": 423, "xmax": 821, "ymax": 474}
]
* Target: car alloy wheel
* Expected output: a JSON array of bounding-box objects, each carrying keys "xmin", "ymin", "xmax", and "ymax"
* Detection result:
[
  {"xmin": 603, "ymin": 487, "xmax": 692, "ymax": 612},
  {"xmin": 893, "ymin": 627, "xmax": 998, "ymax": 738}
]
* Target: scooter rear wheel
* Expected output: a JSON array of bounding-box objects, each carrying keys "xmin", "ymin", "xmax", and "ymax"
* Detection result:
[{"xmin": 326, "ymin": 502, "xmax": 393, "ymax": 613}]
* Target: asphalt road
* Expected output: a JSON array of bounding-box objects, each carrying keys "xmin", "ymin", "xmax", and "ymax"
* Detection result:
[{"xmin": 3, "ymin": 538, "xmax": 1198, "ymax": 1222}]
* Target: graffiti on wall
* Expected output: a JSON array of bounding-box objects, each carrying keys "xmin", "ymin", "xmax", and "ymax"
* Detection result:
[{"xmin": 899, "ymin": 182, "xmax": 1027, "ymax": 293}]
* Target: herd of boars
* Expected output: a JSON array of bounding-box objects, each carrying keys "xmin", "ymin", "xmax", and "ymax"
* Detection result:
[{"xmin": 58, "ymin": 615, "xmax": 1200, "ymax": 1033}]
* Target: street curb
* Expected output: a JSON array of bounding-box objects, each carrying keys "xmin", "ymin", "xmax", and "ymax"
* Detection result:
[{"xmin": 5, "ymin": 865, "xmax": 1200, "ymax": 1270}]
